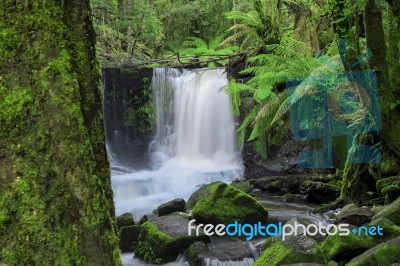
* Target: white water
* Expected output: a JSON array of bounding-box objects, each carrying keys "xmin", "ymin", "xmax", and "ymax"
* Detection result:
[{"xmin": 110, "ymin": 68, "xmax": 242, "ymax": 217}]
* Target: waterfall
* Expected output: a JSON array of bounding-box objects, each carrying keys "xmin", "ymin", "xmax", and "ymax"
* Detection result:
[
  {"xmin": 109, "ymin": 67, "xmax": 242, "ymax": 217},
  {"xmin": 151, "ymin": 68, "xmax": 238, "ymax": 166}
]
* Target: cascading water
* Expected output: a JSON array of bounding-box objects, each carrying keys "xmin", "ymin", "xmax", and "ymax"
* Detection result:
[{"xmin": 110, "ymin": 68, "xmax": 242, "ymax": 217}]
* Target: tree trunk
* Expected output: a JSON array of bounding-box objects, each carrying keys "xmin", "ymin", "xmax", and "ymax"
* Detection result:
[
  {"xmin": 340, "ymin": 0, "xmax": 400, "ymax": 203},
  {"xmin": 0, "ymin": 1, "xmax": 121, "ymax": 265}
]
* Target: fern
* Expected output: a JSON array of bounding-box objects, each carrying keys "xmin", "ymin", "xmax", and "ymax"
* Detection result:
[{"xmin": 179, "ymin": 36, "xmax": 238, "ymax": 67}]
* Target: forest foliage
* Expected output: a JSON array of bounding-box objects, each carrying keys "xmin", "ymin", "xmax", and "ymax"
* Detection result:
[{"xmin": 93, "ymin": 0, "xmax": 400, "ymax": 203}]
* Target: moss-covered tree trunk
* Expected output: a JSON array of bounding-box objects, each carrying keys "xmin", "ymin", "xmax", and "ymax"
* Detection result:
[
  {"xmin": 340, "ymin": 0, "xmax": 400, "ymax": 204},
  {"xmin": 0, "ymin": 1, "xmax": 121, "ymax": 265}
]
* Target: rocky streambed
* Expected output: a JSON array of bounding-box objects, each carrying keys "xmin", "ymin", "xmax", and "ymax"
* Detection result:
[{"xmin": 115, "ymin": 174, "xmax": 400, "ymax": 266}]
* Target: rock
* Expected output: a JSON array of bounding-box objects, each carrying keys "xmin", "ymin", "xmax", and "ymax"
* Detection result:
[
  {"xmin": 382, "ymin": 185, "xmax": 400, "ymax": 204},
  {"xmin": 230, "ymin": 179, "xmax": 252, "ymax": 193},
  {"xmin": 119, "ymin": 225, "xmax": 141, "ymax": 252},
  {"xmin": 369, "ymin": 218, "xmax": 400, "ymax": 242},
  {"xmin": 335, "ymin": 204, "xmax": 373, "ymax": 226},
  {"xmin": 138, "ymin": 215, "xmax": 148, "ymax": 225},
  {"xmin": 377, "ymin": 176, "xmax": 398, "ymax": 193},
  {"xmin": 135, "ymin": 215, "xmax": 210, "ymax": 264},
  {"xmin": 255, "ymin": 235, "xmax": 324, "ymax": 266},
  {"xmin": 250, "ymin": 175, "xmax": 308, "ymax": 194},
  {"xmin": 188, "ymin": 238, "xmax": 257, "ymax": 266},
  {"xmin": 318, "ymin": 233, "xmax": 375, "ymax": 262},
  {"xmin": 303, "ymin": 180, "xmax": 340, "ymax": 204},
  {"xmin": 346, "ymin": 237, "xmax": 400, "ymax": 266},
  {"xmin": 192, "ymin": 182, "xmax": 268, "ymax": 225},
  {"xmin": 372, "ymin": 196, "xmax": 400, "ymax": 225},
  {"xmin": 157, "ymin": 198, "xmax": 186, "ymax": 216},
  {"xmin": 284, "ymin": 193, "xmax": 308, "ymax": 204},
  {"xmin": 186, "ymin": 183, "xmax": 215, "ymax": 210},
  {"xmin": 116, "ymin": 212, "xmax": 135, "ymax": 229}
]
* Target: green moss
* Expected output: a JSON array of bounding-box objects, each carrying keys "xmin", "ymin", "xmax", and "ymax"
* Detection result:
[
  {"xmin": 254, "ymin": 241, "xmax": 292, "ymax": 266},
  {"xmin": 135, "ymin": 221, "xmax": 210, "ymax": 264},
  {"xmin": 319, "ymin": 233, "xmax": 375, "ymax": 261},
  {"xmin": 381, "ymin": 185, "xmax": 400, "ymax": 204},
  {"xmin": 192, "ymin": 182, "xmax": 268, "ymax": 225},
  {"xmin": 376, "ymin": 176, "xmax": 398, "ymax": 193},
  {"xmin": 0, "ymin": 1, "xmax": 121, "ymax": 265}
]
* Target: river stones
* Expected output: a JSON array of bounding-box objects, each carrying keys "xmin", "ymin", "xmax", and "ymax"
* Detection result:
[{"xmin": 190, "ymin": 181, "xmax": 268, "ymax": 225}]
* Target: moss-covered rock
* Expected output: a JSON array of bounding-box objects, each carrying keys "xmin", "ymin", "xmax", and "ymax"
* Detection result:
[
  {"xmin": 382, "ymin": 185, "xmax": 400, "ymax": 204},
  {"xmin": 116, "ymin": 213, "xmax": 135, "ymax": 229},
  {"xmin": 135, "ymin": 216, "xmax": 210, "ymax": 264},
  {"xmin": 346, "ymin": 237, "xmax": 400, "ymax": 266},
  {"xmin": 157, "ymin": 198, "xmax": 186, "ymax": 217},
  {"xmin": 255, "ymin": 236, "xmax": 324, "ymax": 266},
  {"xmin": 377, "ymin": 176, "xmax": 399, "ymax": 193},
  {"xmin": 372, "ymin": 196, "xmax": 400, "ymax": 225},
  {"xmin": 369, "ymin": 218, "xmax": 400, "ymax": 242},
  {"xmin": 192, "ymin": 182, "xmax": 268, "ymax": 225},
  {"xmin": 119, "ymin": 225, "xmax": 141, "ymax": 252},
  {"xmin": 319, "ymin": 233, "xmax": 375, "ymax": 262},
  {"xmin": 230, "ymin": 179, "xmax": 252, "ymax": 193}
]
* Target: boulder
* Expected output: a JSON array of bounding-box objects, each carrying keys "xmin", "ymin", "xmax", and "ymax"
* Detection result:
[
  {"xmin": 335, "ymin": 204, "xmax": 373, "ymax": 226},
  {"xmin": 318, "ymin": 233, "xmax": 375, "ymax": 262},
  {"xmin": 116, "ymin": 212, "xmax": 135, "ymax": 229},
  {"xmin": 255, "ymin": 235, "xmax": 324, "ymax": 266},
  {"xmin": 369, "ymin": 218, "xmax": 400, "ymax": 242},
  {"xmin": 372, "ymin": 196, "xmax": 400, "ymax": 225},
  {"xmin": 119, "ymin": 225, "xmax": 141, "ymax": 252},
  {"xmin": 135, "ymin": 215, "xmax": 210, "ymax": 264},
  {"xmin": 191, "ymin": 182, "xmax": 268, "ymax": 225},
  {"xmin": 188, "ymin": 238, "xmax": 257, "ymax": 266},
  {"xmin": 346, "ymin": 237, "xmax": 400, "ymax": 266},
  {"xmin": 157, "ymin": 198, "xmax": 186, "ymax": 216},
  {"xmin": 303, "ymin": 180, "xmax": 340, "ymax": 204},
  {"xmin": 382, "ymin": 185, "xmax": 400, "ymax": 204}
]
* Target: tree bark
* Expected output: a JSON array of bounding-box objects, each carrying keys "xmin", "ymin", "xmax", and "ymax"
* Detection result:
[
  {"xmin": 0, "ymin": 1, "xmax": 121, "ymax": 265},
  {"xmin": 340, "ymin": 0, "xmax": 400, "ymax": 203}
]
